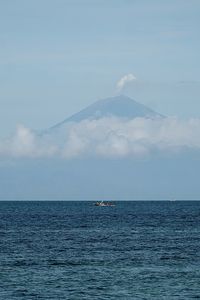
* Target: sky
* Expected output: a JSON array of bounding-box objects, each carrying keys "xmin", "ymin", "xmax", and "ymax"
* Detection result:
[
  {"xmin": 0, "ymin": 0, "xmax": 200, "ymax": 137},
  {"xmin": 1, "ymin": 0, "xmax": 200, "ymax": 200}
]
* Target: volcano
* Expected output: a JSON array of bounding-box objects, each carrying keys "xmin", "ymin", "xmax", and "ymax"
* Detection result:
[{"xmin": 51, "ymin": 95, "xmax": 162, "ymax": 129}]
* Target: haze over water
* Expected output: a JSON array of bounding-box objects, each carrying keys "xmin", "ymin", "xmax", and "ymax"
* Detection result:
[{"xmin": 1, "ymin": 201, "xmax": 200, "ymax": 299}]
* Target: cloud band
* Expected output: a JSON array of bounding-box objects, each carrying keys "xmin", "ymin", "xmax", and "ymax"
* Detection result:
[{"xmin": 1, "ymin": 117, "xmax": 200, "ymax": 159}]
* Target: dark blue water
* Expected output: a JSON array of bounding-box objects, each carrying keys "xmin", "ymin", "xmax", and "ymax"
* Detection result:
[{"xmin": 0, "ymin": 201, "xmax": 200, "ymax": 299}]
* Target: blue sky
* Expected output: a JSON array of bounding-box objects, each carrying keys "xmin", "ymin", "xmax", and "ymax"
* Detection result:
[{"xmin": 0, "ymin": 0, "xmax": 200, "ymax": 136}]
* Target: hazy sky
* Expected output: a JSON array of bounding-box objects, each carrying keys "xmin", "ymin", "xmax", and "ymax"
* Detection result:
[{"xmin": 1, "ymin": 0, "xmax": 200, "ymax": 136}]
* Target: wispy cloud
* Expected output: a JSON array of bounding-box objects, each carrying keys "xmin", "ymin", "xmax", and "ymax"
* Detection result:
[
  {"xmin": 1, "ymin": 117, "xmax": 200, "ymax": 159},
  {"xmin": 116, "ymin": 73, "xmax": 136, "ymax": 92}
]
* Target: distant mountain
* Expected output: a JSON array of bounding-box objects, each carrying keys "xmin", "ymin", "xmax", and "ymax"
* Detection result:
[{"xmin": 51, "ymin": 95, "xmax": 162, "ymax": 129}]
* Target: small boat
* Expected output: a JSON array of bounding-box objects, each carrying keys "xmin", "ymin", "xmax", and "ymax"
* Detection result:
[{"xmin": 94, "ymin": 201, "xmax": 115, "ymax": 207}]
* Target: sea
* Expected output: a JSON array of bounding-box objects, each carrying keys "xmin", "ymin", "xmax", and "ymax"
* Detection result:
[{"xmin": 0, "ymin": 201, "xmax": 200, "ymax": 299}]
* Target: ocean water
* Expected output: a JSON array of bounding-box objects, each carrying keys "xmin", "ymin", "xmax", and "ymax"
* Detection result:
[{"xmin": 0, "ymin": 201, "xmax": 200, "ymax": 299}]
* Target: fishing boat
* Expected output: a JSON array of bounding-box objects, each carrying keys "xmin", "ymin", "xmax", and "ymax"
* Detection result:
[{"xmin": 94, "ymin": 201, "xmax": 115, "ymax": 207}]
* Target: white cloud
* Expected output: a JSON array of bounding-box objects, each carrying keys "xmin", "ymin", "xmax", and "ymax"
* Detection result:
[
  {"xmin": 116, "ymin": 73, "xmax": 136, "ymax": 92},
  {"xmin": 1, "ymin": 117, "xmax": 200, "ymax": 159},
  {"xmin": 0, "ymin": 124, "xmax": 58, "ymax": 158}
]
